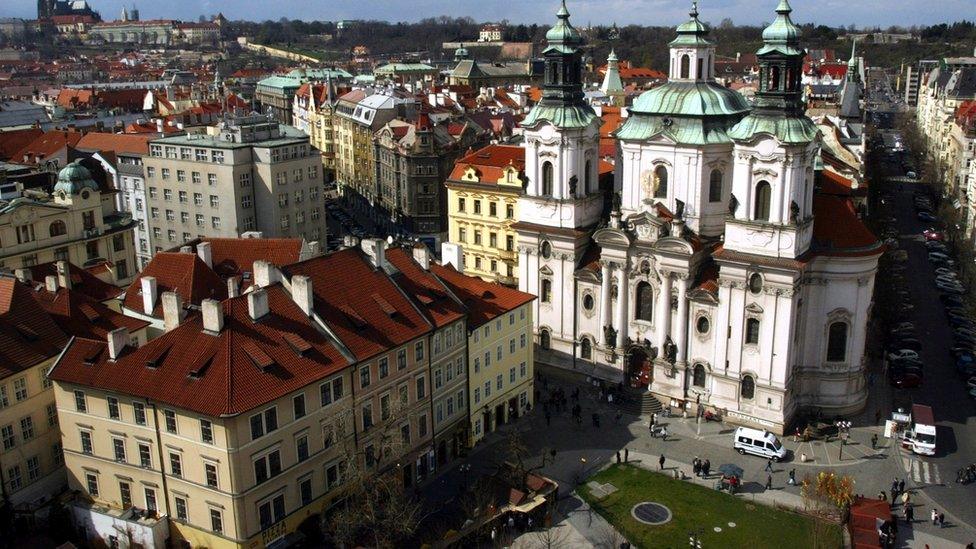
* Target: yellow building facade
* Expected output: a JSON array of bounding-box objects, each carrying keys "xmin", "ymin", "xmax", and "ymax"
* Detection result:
[{"xmin": 445, "ymin": 144, "xmax": 525, "ymax": 285}]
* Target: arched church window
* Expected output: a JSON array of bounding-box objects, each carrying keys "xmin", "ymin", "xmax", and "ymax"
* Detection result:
[
  {"xmin": 540, "ymin": 329, "xmax": 551, "ymax": 350},
  {"xmin": 754, "ymin": 180, "xmax": 771, "ymax": 221},
  {"xmin": 580, "ymin": 337, "xmax": 592, "ymax": 360},
  {"xmin": 708, "ymin": 169, "xmax": 723, "ymax": 203},
  {"xmin": 49, "ymin": 220, "xmax": 67, "ymax": 237},
  {"xmin": 653, "ymin": 166, "xmax": 668, "ymax": 199},
  {"xmin": 826, "ymin": 322, "xmax": 848, "ymax": 362},
  {"xmin": 540, "ymin": 241, "xmax": 552, "ymax": 259},
  {"xmin": 541, "ymin": 161, "xmax": 554, "ymax": 197},
  {"xmin": 692, "ymin": 364, "xmax": 706, "ymax": 388},
  {"xmin": 636, "ymin": 282, "xmax": 653, "ymax": 322},
  {"xmin": 771, "ymin": 66, "xmax": 780, "ymax": 91},
  {"xmin": 680, "ymin": 54, "xmax": 690, "ymax": 79},
  {"xmin": 740, "ymin": 375, "xmax": 755, "ymax": 400},
  {"xmin": 584, "ymin": 159, "xmax": 592, "ymax": 194},
  {"xmin": 745, "ymin": 318, "xmax": 761, "ymax": 345},
  {"xmin": 541, "ymin": 279, "xmax": 552, "ymax": 303},
  {"xmin": 697, "ymin": 58, "xmax": 704, "ymax": 80}
]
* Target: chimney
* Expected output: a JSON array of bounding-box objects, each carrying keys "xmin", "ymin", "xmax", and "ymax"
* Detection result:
[
  {"xmin": 253, "ymin": 260, "xmax": 279, "ymax": 288},
  {"xmin": 412, "ymin": 244, "xmax": 430, "ymax": 270},
  {"xmin": 56, "ymin": 260, "xmax": 72, "ymax": 289},
  {"xmin": 180, "ymin": 245, "xmax": 193, "ymax": 254},
  {"xmin": 227, "ymin": 276, "xmax": 240, "ymax": 298},
  {"xmin": 197, "ymin": 241, "xmax": 213, "ymax": 268},
  {"xmin": 201, "ymin": 298, "xmax": 224, "ymax": 334},
  {"xmin": 107, "ymin": 327, "xmax": 129, "ymax": 360},
  {"xmin": 306, "ymin": 240, "xmax": 322, "ymax": 258},
  {"xmin": 161, "ymin": 291, "xmax": 183, "ymax": 332},
  {"xmin": 360, "ymin": 238, "xmax": 388, "ymax": 271},
  {"xmin": 156, "ymin": 118, "xmax": 164, "ymax": 133},
  {"xmin": 291, "ymin": 275, "xmax": 313, "ymax": 316},
  {"xmin": 45, "ymin": 275, "xmax": 59, "ymax": 293},
  {"xmin": 141, "ymin": 276, "xmax": 157, "ymax": 315},
  {"xmin": 14, "ymin": 268, "xmax": 32, "ymax": 284},
  {"xmin": 248, "ymin": 288, "xmax": 269, "ymax": 320},
  {"xmin": 441, "ymin": 242, "xmax": 464, "ymax": 271},
  {"xmin": 343, "ymin": 235, "xmax": 360, "ymax": 249}
]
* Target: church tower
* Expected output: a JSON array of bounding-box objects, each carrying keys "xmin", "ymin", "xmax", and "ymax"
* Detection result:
[
  {"xmin": 516, "ymin": 0, "xmax": 603, "ymax": 364},
  {"xmin": 724, "ymin": 0, "xmax": 819, "ymax": 259}
]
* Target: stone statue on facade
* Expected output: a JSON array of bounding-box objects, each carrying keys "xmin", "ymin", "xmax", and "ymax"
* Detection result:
[
  {"xmin": 664, "ymin": 336, "xmax": 677, "ymax": 365},
  {"xmin": 612, "ymin": 191, "xmax": 622, "ymax": 212},
  {"xmin": 790, "ymin": 200, "xmax": 800, "ymax": 224},
  {"xmin": 604, "ymin": 325, "xmax": 618, "ymax": 350},
  {"xmin": 568, "ymin": 175, "xmax": 578, "ymax": 196},
  {"xmin": 728, "ymin": 194, "xmax": 739, "ymax": 216},
  {"xmin": 675, "ymin": 198, "xmax": 685, "ymax": 220}
]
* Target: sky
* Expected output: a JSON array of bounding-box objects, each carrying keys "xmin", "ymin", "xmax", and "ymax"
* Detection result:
[{"xmin": 2, "ymin": 0, "xmax": 974, "ymax": 28}]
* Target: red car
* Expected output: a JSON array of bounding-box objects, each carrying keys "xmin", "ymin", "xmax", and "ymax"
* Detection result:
[
  {"xmin": 890, "ymin": 371, "xmax": 922, "ymax": 389},
  {"xmin": 923, "ymin": 229, "xmax": 945, "ymax": 241}
]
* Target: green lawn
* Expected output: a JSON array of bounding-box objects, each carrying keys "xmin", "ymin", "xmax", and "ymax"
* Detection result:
[{"xmin": 579, "ymin": 464, "xmax": 843, "ymax": 549}]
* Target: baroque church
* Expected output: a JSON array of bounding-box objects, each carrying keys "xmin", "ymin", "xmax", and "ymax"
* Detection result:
[{"xmin": 514, "ymin": 0, "xmax": 881, "ymax": 433}]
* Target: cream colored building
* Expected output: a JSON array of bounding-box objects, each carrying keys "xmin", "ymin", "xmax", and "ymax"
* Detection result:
[
  {"xmin": 0, "ymin": 160, "xmax": 136, "ymax": 286},
  {"xmin": 143, "ymin": 115, "xmax": 326, "ymax": 249},
  {"xmin": 293, "ymin": 83, "xmax": 338, "ymax": 183}
]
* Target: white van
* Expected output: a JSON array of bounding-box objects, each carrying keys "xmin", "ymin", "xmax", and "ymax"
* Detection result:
[{"xmin": 732, "ymin": 427, "xmax": 788, "ymax": 461}]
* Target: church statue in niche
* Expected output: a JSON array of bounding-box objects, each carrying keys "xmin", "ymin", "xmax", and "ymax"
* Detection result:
[
  {"xmin": 729, "ymin": 193, "xmax": 739, "ymax": 216},
  {"xmin": 604, "ymin": 325, "xmax": 618, "ymax": 349},
  {"xmin": 568, "ymin": 175, "xmax": 578, "ymax": 196},
  {"xmin": 790, "ymin": 200, "xmax": 800, "ymax": 224}
]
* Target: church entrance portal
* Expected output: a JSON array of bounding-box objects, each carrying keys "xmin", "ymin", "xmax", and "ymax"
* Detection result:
[{"xmin": 629, "ymin": 348, "xmax": 653, "ymax": 389}]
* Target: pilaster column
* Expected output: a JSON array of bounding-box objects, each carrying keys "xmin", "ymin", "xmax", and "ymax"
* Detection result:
[
  {"xmin": 600, "ymin": 261, "xmax": 613, "ymax": 346},
  {"xmin": 656, "ymin": 271, "xmax": 673, "ymax": 350},
  {"xmin": 616, "ymin": 263, "xmax": 630, "ymax": 346},
  {"xmin": 676, "ymin": 275, "xmax": 689, "ymax": 363}
]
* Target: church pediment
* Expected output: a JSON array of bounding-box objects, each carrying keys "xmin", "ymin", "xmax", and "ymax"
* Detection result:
[
  {"xmin": 592, "ymin": 227, "xmax": 631, "ymax": 248},
  {"xmin": 653, "ymin": 236, "xmax": 694, "ymax": 255},
  {"xmin": 625, "ymin": 210, "xmax": 668, "ymax": 244},
  {"xmin": 745, "ymin": 302, "xmax": 764, "ymax": 314},
  {"xmin": 539, "ymin": 265, "xmax": 554, "ymax": 276}
]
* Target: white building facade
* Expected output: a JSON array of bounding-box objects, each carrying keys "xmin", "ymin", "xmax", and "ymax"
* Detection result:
[{"xmin": 515, "ymin": 0, "xmax": 881, "ymax": 433}]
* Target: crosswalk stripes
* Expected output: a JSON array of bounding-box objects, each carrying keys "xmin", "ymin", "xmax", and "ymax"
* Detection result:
[{"xmin": 903, "ymin": 453, "xmax": 941, "ymax": 484}]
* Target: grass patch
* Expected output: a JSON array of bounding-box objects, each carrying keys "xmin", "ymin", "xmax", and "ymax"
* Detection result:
[{"xmin": 579, "ymin": 464, "xmax": 843, "ymax": 549}]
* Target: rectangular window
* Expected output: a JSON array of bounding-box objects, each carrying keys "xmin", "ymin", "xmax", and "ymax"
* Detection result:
[
  {"xmin": 208, "ymin": 173, "xmax": 217, "ymax": 185},
  {"xmin": 416, "ymin": 376, "xmax": 426, "ymax": 399},
  {"xmin": 210, "ymin": 509, "xmax": 223, "ymax": 533},
  {"xmin": 497, "ymin": 374, "xmax": 503, "ymax": 391},
  {"xmin": 293, "ymin": 393, "xmax": 306, "ymax": 419},
  {"xmin": 192, "ymin": 171, "xmax": 201, "ymax": 184},
  {"xmin": 46, "ymin": 403, "xmax": 57, "ymax": 427},
  {"xmin": 145, "ymin": 488, "xmax": 157, "ymax": 513},
  {"xmin": 13, "ymin": 378, "xmax": 26, "ymax": 401},
  {"xmin": 74, "ymin": 390, "xmax": 87, "ymax": 412},
  {"xmin": 113, "ymin": 438, "xmax": 126, "ymax": 462},
  {"xmin": 520, "ymin": 361, "xmax": 527, "ymax": 378},
  {"xmin": 510, "ymin": 367, "xmax": 516, "ymax": 383},
  {"xmin": 381, "ymin": 394, "xmax": 391, "ymax": 421},
  {"xmin": 80, "ymin": 431, "xmax": 93, "ymax": 454},
  {"xmin": 177, "ymin": 169, "xmax": 186, "ymax": 182},
  {"xmin": 359, "ymin": 365, "xmax": 371, "ymax": 389},
  {"xmin": 415, "ymin": 341, "xmax": 424, "ymax": 362},
  {"xmin": 133, "ymin": 402, "xmax": 146, "ymax": 425},
  {"xmin": 379, "ymin": 358, "xmax": 389, "ymax": 379},
  {"xmin": 201, "ymin": 419, "xmax": 214, "ymax": 444},
  {"xmin": 164, "ymin": 410, "xmax": 177, "ymax": 433},
  {"xmin": 163, "ymin": 188, "xmax": 172, "ymax": 201},
  {"xmin": 52, "ymin": 442, "xmax": 63, "ymax": 465},
  {"xmin": 175, "ymin": 496, "xmax": 187, "ymax": 520},
  {"xmin": 474, "ymin": 200, "xmax": 481, "ymax": 214},
  {"xmin": 205, "ymin": 462, "xmax": 219, "ymax": 488},
  {"xmin": 746, "ymin": 318, "xmax": 761, "ymax": 345},
  {"xmin": 107, "ymin": 397, "xmax": 120, "ymax": 420},
  {"xmin": 297, "ymin": 434, "xmax": 309, "ymax": 461},
  {"xmin": 398, "ymin": 349, "xmax": 407, "ymax": 370},
  {"xmin": 20, "ymin": 416, "xmax": 33, "ymax": 441},
  {"xmin": 361, "ymin": 404, "xmax": 373, "ymax": 431},
  {"xmin": 193, "ymin": 192, "xmax": 203, "ymax": 206},
  {"xmin": 458, "ymin": 198, "xmax": 466, "ymax": 212},
  {"xmin": 0, "ymin": 425, "xmax": 13, "ymax": 450},
  {"xmin": 418, "ymin": 414, "xmax": 428, "ymax": 438},
  {"xmin": 474, "ymin": 387, "xmax": 480, "ymax": 404},
  {"xmin": 138, "ymin": 443, "xmax": 151, "ymax": 467},
  {"xmin": 484, "ymin": 381, "xmax": 491, "ymax": 398},
  {"xmin": 254, "ymin": 450, "xmax": 282, "ymax": 484},
  {"xmin": 121, "ymin": 482, "xmax": 133, "ymax": 509},
  {"xmin": 170, "ymin": 452, "xmax": 182, "ymax": 477},
  {"xmin": 178, "ymin": 190, "xmax": 187, "ymax": 203},
  {"xmin": 434, "ymin": 369, "xmax": 443, "ymax": 390},
  {"xmin": 86, "ymin": 473, "xmax": 98, "ymax": 497},
  {"xmin": 300, "ymin": 477, "xmax": 313, "ymax": 506}
]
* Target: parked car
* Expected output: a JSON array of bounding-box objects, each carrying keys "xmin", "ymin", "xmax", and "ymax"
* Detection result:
[
  {"xmin": 890, "ymin": 371, "xmax": 923, "ymax": 388},
  {"xmin": 935, "ymin": 268, "xmax": 958, "ymax": 278},
  {"xmin": 888, "ymin": 349, "xmax": 920, "ymax": 361},
  {"xmin": 923, "ymin": 229, "xmax": 945, "ymax": 241},
  {"xmin": 918, "ymin": 212, "xmax": 937, "ymax": 222},
  {"xmin": 887, "ymin": 338, "xmax": 922, "ymax": 351},
  {"xmin": 937, "ymin": 283, "xmax": 965, "ymax": 295},
  {"xmin": 926, "ymin": 241, "xmax": 949, "ymax": 252}
]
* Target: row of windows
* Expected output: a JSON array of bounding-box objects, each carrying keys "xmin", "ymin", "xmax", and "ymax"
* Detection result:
[
  {"xmin": 73, "ymin": 391, "xmax": 216, "ymax": 444},
  {"xmin": 0, "ymin": 375, "xmax": 35, "ymax": 409},
  {"xmin": 473, "ymin": 362, "xmax": 529, "ymax": 406},
  {"xmin": 472, "ymin": 333, "xmax": 528, "ymax": 375},
  {"xmin": 149, "ymin": 189, "xmax": 220, "ymax": 206},
  {"xmin": 457, "ymin": 198, "xmax": 515, "ymax": 219},
  {"xmin": 455, "ymin": 227, "xmax": 515, "ymax": 251},
  {"xmin": 150, "ymin": 146, "xmax": 225, "ymax": 164},
  {"xmin": 6, "ymin": 447, "xmax": 60, "ymax": 493}
]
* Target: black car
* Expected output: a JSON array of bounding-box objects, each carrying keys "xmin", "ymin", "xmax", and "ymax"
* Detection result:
[{"xmin": 886, "ymin": 338, "xmax": 922, "ymax": 352}]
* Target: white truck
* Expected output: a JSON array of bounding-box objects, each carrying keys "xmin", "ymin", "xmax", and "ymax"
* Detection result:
[{"xmin": 899, "ymin": 404, "xmax": 937, "ymax": 456}]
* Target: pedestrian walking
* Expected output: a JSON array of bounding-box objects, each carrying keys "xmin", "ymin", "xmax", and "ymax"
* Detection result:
[
  {"xmin": 765, "ymin": 459, "xmax": 774, "ymax": 473},
  {"xmin": 703, "ymin": 459, "xmax": 710, "ymax": 477},
  {"xmin": 788, "ymin": 469, "xmax": 797, "ymax": 485},
  {"xmin": 766, "ymin": 474, "xmax": 773, "ymax": 490},
  {"xmin": 659, "ymin": 454, "xmax": 666, "ymax": 470},
  {"xmin": 905, "ymin": 505, "xmax": 914, "ymax": 524},
  {"xmin": 890, "ymin": 478, "xmax": 899, "ymax": 501},
  {"xmin": 878, "ymin": 490, "xmax": 887, "ymax": 501},
  {"xmin": 938, "ymin": 512, "xmax": 945, "ymax": 528},
  {"xmin": 693, "ymin": 458, "xmax": 701, "ymax": 477},
  {"xmin": 871, "ymin": 433, "xmax": 878, "ymax": 449},
  {"xmin": 931, "ymin": 508, "xmax": 938, "ymax": 525},
  {"xmin": 650, "ymin": 412, "xmax": 657, "ymax": 428},
  {"xmin": 901, "ymin": 490, "xmax": 910, "ymax": 507},
  {"xmin": 898, "ymin": 479, "xmax": 906, "ymax": 495},
  {"xmin": 661, "ymin": 426, "xmax": 669, "ymax": 440}
]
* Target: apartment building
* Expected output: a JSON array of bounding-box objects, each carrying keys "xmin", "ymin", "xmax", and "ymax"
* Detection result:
[
  {"xmin": 373, "ymin": 114, "xmax": 487, "ymax": 243},
  {"xmin": 49, "ymin": 284, "xmax": 356, "ymax": 549},
  {"xmin": 293, "ymin": 82, "xmax": 339, "ymax": 184},
  {"xmin": 143, "ymin": 115, "xmax": 326, "ymax": 249},
  {"xmin": 430, "ymin": 255, "xmax": 535, "ymax": 446},
  {"xmin": 0, "ymin": 160, "xmax": 137, "ymax": 285},
  {"xmin": 444, "ymin": 145, "xmax": 525, "ymax": 285}
]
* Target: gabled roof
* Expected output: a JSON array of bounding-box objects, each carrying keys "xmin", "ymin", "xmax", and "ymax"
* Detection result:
[
  {"xmin": 11, "ymin": 130, "xmax": 83, "ymax": 164},
  {"xmin": 30, "ymin": 285, "xmax": 149, "ymax": 341},
  {"xmin": 429, "ymin": 262, "xmax": 535, "ymax": 328},
  {"xmin": 179, "ymin": 238, "xmax": 306, "ymax": 287},
  {"xmin": 76, "ymin": 132, "xmax": 152, "ymax": 156},
  {"xmin": 0, "ymin": 277, "xmax": 68, "ymax": 378},
  {"xmin": 811, "ymin": 193, "xmax": 880, "ymax": 257},
  {"xmin": 448, "ymin": 144, "xmax": 525, "ymax": 183},
  {"xmin": 0, "ymin": 128, "xmax": 43, "ymax": 161},
  {"xmin": 49, "ymin": 284, "xmax": 350, "ymax": 417},
  {"xmin": 282, "ymin": 248, "xmax": 432, "ymax": 362},
  {"xmin": 122, "ymin": 252, "xmax": 226, "ymax": 317},
  {"xmin": 386, "ymin": 247, "xmax": 465, "ymax": 328},
  {"xmin": 29, "ymin": 261, "xmax": 123, "ymax": 302}
]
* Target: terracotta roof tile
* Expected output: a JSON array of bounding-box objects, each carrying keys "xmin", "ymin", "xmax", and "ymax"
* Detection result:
[
  {"xmin": 0, "ymin": 128, "xmax": 43, "ymax": 161},
  {"xmin": 386, "ymin": 247, "xmax": 466, "ymax": 328},
  {"xmin": 122, "ymin": 252, "xmax": 226, "ymax": 317},
  {"xmin": 0, "ymin": 277, "xmax": 68, "ymax": 378},
  {"xmin": 30, "ymin": 285, "xmax": 149, "ymax": 340},
  {"xmin": 29, "ymin": 261, "xmax": 123, "ymax": 302},
  {"xmin": 811, "ymin": 194, "xmax": 881, "ymax": 256},
  {"xmin": 76, "ymin": 132, "xmax": 151, "ymax": 156},
  {"xmin": 50, "ymin": 284, "xmax": 350, "ymax": 416},
  {"xmin": 448, "ymin": 144, "xmax": 525, "ymax": 183},
  {"xmin": 429, "ymin": 262, "xmax": 535, "ymax": 328},
  {"xmin": 11, "ymin": 130, "xmax": 83, "ymax": 164},
  {"xmin": 180, "ymin": 238, "xmax": 305, "ymax": 286}
]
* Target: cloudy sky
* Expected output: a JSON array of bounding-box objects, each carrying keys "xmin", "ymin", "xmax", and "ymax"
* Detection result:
[{"xmin": 3, "ymin": 0, "xmax": 973, "ymax": 27}]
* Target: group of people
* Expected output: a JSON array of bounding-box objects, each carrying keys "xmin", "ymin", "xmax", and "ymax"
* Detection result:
[
  {"xmin": 692, "ymin": 457, "xmax": 712, "ymax": 478},
  {"xmin": 649, "ymin": 413, "xmax": 669, "ymax": 440}
]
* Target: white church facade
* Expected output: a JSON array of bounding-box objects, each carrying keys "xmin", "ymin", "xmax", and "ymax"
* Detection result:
[{"xmin": 512, "ymin": 0, "xmax": 881, "ymax": 434}]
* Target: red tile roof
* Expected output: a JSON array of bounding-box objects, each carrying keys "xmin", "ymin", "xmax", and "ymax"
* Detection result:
[
  {"xmin": 76, "ymin": 132, "xmax": 152, "ymax": 156},
  {"xmin": 818, "ymin": 169, "xmax": 854, "ymax": 196},
  {"xmin": 11, "ymin": 130, "xmax": 83, "ymax": 164},
  {"xmin": 28, "ymin": 261, "xmax": 123, "ymax": 302},
  {"xmin": 386, "ymin": 247, "xmax": 466, "ymax": 328},
  {"xmin": 0, "ymin": 128, "xmax": 43, "ymax": 161},
  {"xmin": 30, "ymin": 286, "xmax": 149, "ymax": 341},
  {"xmin": 282, "ymin": 248, "xmax": 432, "ymax": 362},
  {"xmin": 429, "ymin": 262, "xmax": 535, "ymax": 328},
  {"xmin": 183, "ymin": 238, "xmax": 305, "ymax": 284},
  {"xmin": 448, "ymin": 144, "xmax": 525, "ymax": 183},
  {"xmin": 122, "ymin": 252, "xmax": 226, "ymax": 317},
  {"xmin": 0, "ymin": 277, "xmax": 68, "ymax": 378},
  {"xmin": 50, "ymin": 284, "xmax": 350, "ymax": 417},
  {"xmin": 811, "ymin": 194, "xmax": 881, "ymax": 256}
]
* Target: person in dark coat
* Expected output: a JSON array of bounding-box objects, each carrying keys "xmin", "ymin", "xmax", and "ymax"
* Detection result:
[{"xmin": 659, "ymin": 454, "xmax": 666, "ymax": 470}]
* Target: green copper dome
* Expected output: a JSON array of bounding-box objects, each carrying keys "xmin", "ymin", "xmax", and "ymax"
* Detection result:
[
  {"xmin": 670, "ymin": 2, "xmax": 713, "ymax": 48},
  {"xmin": 629, "ymin": 82, "xmax": 750, "ymax": 118},
  {"xmin": 544, "ymin": 0, "xmax": 582, "ymax": 54},
  {"xmin": 54, "ymin": 160, "xmax": 99, "ymax": 195},
  {"xmin": 728, "ymin": 114, "xmax": 819, "ymax": 144},
  {"xmin": 758, "ymin": 0, "xmax": 803, "ymax": 56}
]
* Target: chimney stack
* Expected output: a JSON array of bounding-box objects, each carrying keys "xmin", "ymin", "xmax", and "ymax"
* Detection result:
[
  {"xmin": 180, "ymin": 245, "xmax": 193, "ymax": 254},
  {"xmin": 201, "ymin": 298, "xmax": 224, "ymax": 334},
  {"xmin": 141, "ymin": 276, "xmax": 158, "ymax": 315},
  {"xmin": 291, "ymin": 275, "xmax": 313, "ymax": 316},
  {"xmin": 227, "ymin": 276, "xmax": 240, "ymax": 298},
  {"xmin": 360, "ymin": 238, "xmax": 388, "ymax": 271},
  {"xmin": 197, "ymin": 241, "xmax": 213, "ymax": 268},
  {"xmin": 107, "ymin": 327, "xmax": 129, "ymax": 360},
  {"xmin": 161, "ymin": 291, "xmax": 183, "ymax": 332},
  {"xmin": 306, "ymin": 241, "xmax": 321, "ymax": 258},
  {"xmin": 14, "ymin": 268, "xmax": 32, "ymax": 284},
  {"xmin": 56, "ymin": 260, "xmax": 72, "ymax": 289},
  {"xmin": 441, "ymin": 242, "xmax": 464, "ymax": 272},
  {"xmin": 343, "ymin": 235, "xmax": 360, "ymax": 249},
  {"xmin": 45, "ymin": 275, "xmax": 59, "ymax": 293},
  {"xmin": 248, "ymin": 288, "xmax": 269, "ymax": 320},
  {"xmin": 412, "ymin": 244, "xmax": 430, "ymax": 270},
  {"xmin": 253, "ymin": 260, "xmax": 279, "ymax": 288}
]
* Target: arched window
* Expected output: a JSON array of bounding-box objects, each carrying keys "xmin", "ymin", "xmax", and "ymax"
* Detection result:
[
  {"xmin": 541, "ymin": 161, "xmax": 553, "ymax": 197},
  {"xmin": 770, "ymin": 66, "xmax": 780, "ymax": 91},
  {"xmin": 693, "ymin": 364, "xmax": 706, "ymax": 388},
  {"xmin": 584, "ymin": 159, "xmax": 592, "ymax": 194},
  {"xmin": 748, "ymin": 273, "xmax": 763, "ymax": 295},
  {"xmin": 708, "ymin": 169, "xmax": 723, "ymax": 203},
  {"xmin": 741, "ymin": 375, "xmax": 755, "ymax": 400},
  {"xmin": 754, "ymin": 180, "xmax": 771, "ymax": 221},
  {"xmin": 540, "ymin": 329, "xmax": 551, "ymax": 350},
  {"xmin": 49, "ymin": 220, "xmax": 67, "ymax": 237},
  {"xmin": 541, "ymin": 279, "xmax": 552, "ymax": 303},
  {"xmin": 540, "ymin": 241, "xmax": 552, "ymax": 259},
  {"xmin": 827, "ymin": 322, "xmax": 848, "ymax": 362},
  {"xmin": 580, "ymin": 337, "xmax": 592, "ymax": 360},
  {"xmin": 653, "ymin": 166, "xmax": 668, "ymax": 199},
  {"xmin": 635, "ymin": 282, "xmax": 653, "ymax": 322},
  {"xmin": 697, "ymin": 58, "xmax": 704, "ymax": 80},
  {"xmin": 745, "ymin": 318, "xmax": 760, "ymax": 345},
  {"xmin": 582, "ymin": 293, "xmax": 594, "ymax": 311},
  {"xmin": 680, "ymin": 54, "xmax": 690, "ymax": 79}
]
